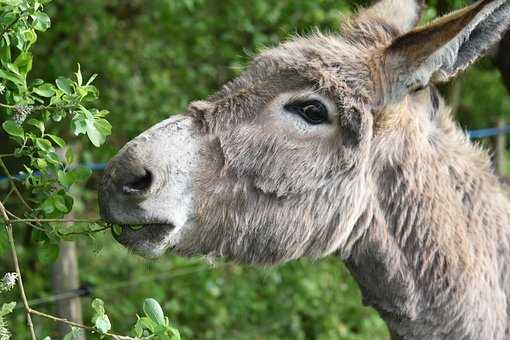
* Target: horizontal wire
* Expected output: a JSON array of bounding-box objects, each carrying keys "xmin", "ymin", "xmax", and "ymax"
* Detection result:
[
  {"xmin": 1, "ymin": 125, "xmax": 509, "ymax": 183},
  {"xmin": 13, "ymin": 263, "xmax": 223, "ymax": 310}
]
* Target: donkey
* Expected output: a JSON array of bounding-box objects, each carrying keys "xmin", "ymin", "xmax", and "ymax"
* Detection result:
[{"xmin": 99, "ymin": 0, "xmax": 510, "ymax": 338}]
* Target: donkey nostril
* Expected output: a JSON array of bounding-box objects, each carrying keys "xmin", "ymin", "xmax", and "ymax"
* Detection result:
[{"xmin": 122, "ymin": 169, "xmax": 153, "ymax": 194}]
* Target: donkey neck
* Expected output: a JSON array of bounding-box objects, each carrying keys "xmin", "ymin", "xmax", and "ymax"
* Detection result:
[{"xmin": 345, "ymin": 129, "xmax": 510, "ymax": 339}]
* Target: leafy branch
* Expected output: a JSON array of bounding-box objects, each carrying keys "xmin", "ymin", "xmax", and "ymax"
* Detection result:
[
  {"xmin": 0, "ymin": 0, "xmax": 181, "ymax": 339},
  {"xmin": 31, "ymin": 309, "xmax": 135, "ymax": 340},
  {"xmin": 0, "ymin": 200, "xmax": 140, "ymax": 340},
  {"xmin": 1, "ymin": 197, "xmax": 180, "ymax": 339},
  {"xmin": 10, "ymin": 218, "xmax": 103, "ymax": 223},
  {"xmin": 0, "ymin": 158, "xmax": 32, "ymax": 210},
  {"xmin": 0, "ymin": 200, "xmax": 37, "ymax": 339}
]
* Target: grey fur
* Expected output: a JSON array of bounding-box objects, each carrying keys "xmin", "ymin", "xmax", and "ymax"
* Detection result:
[{"xmin": 98, "ymin": 1, "xmax": 510, "ymax": 338}]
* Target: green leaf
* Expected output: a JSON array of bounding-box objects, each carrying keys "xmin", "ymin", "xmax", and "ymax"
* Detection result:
[
  {"xmin": 57, "ymin": 167, "xmax": 90, "ymax": 188},
  {"xmin": 94, "ymin": 314, "xmax": 111, "ymax": 334},
  {"xmin": 14, "ymin": 51, "xmax": 32, "ymax": 75},
  {"xmin": 133, "ymin": 317, "xmax": 144, "ymax": 337},
  {"xmin": 82, "ymin": 85, "xmax": 99, "ymax": 101},
  {"xmin": 0, "ymin": 302, "xmax": 16, "ymax": 317},
  {"xmin": 0, "ymin": 39, "xmax": 11, "ymax": 62},
  {"xmin": 85, "ymin": 73, "xmax": 98, "ymax": 86},
  {"xmin": 143, "ymin": 298, "xmax": 166, "ymax": 326},
  {"xmin": 27, "ymin": 118, "xmax": 44, "ymax": 134},
  {"xmin": 0, "ymin": 69, "xmax": 22, "ymax": 85},
  {"xmin": 79, "ymin": 105, "xmax": 93, "ymax": 119},
  {"xmin": 32, "ymin": 78, "xmax": 44, "ymax": 86},
  {"xmin": 112, "ymin": 224, "xmax": 123, "ymax": 236},
  {"xmin": 35, "ymin": 158, "xmax": 47, "ymax": 170},
  {"xmin": 16, "ymin": 28, "xmax": 37, "ymax": 50},
  {"xmin": 2, "ymin": 121, "xmax": 24, "ymax": 138},
  {"xmin": 47, "ymin": 134, "xmax": 65, "ymax": 147},
  {"xmin": 32, "ymin": 11, "xmax": 51, "ymax": 31},
  {"xmin": 153, "ymin": 324, "xmax": 168, "ymax": 335},
  {"xmin": 72, "ymin": 166, "xmax": 92, "ymax": 182},
  {"xmin": 63, "ymin": 327, "xmax": 83, "ymax": 340},
  {"xmin": 6, "ymin": 62, "xmax": 19, "ymax": 75},
  {"xmin": 91, "ymin": 298, "xmax": 111, "ymax": 334},
  {"xmin": 56, "ymin": 77, "xmax": 73, "ymax": 95},
  {"xmin": 95, "ymin": 109, "xmax": 109, "ymax": 118},
  {"xmin": 91, "ymin": 298, "xmax": 105, "ymax": 315},
  {"xmin": 94, "ymin": 118, "xmax": 112, "ymax": 134},
  {"xmin": 65, "ymin": 148, "xmax": 74, "ymax": 164},
  {"xmin": 45, "ymin": 152, "xmax": 61, "ymax": 165},
  {"xmin": 53, "ymin": 194, "xmax": 69, "ymax": 213},
  {"xmin": 23, "ymin": 29, "xmax": 37, "ymax": 46},
  {"xmin": 138, "ymin": 316, "xmax": 157, "ymax": 333},
  {"xmin": 0, "ymin": 12, "xmax": 17, "ymax": 27},
  {"xmin": 57, "ymin": 170, "xmax": 74, "ymax": 189},
  {"xmin": 169, "ymin": 328, "xmax": 181, "ymax": 340},
  {"xmin": 33, "ymin": 83, "xmax": 55, "ymax": 97},
  {"xmin": 64, "ymin": 194, "xmax": 74, "ymax": 212},
  {"xmin": 71, "ymin": 116, "xmax": 87, "ymax": 136},
  {"xmin": 40, "ymin": 197, "xmax": 55, "ymax": 214},
  {"xmin": 75, "ymin": 63, "xmax": 82, "ymax": 86},
  {"xmin": 86, "ymin": 117, "xmax": 111, "ymax": 147},
  {"xmin": 49, "ymin": 92, "xmax": 63, "ymax": 106},
  {"xmin": 35, "ymin": 138, "xmax": 53, "ymax": 152},
  {"xmin": 39, "ymin": 242, "xmax": 59, "ymax": 263}
]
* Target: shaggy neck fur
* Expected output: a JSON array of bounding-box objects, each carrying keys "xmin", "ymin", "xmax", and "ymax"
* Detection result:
[{"xmin": 345, "ymin": 104, "xmax": 510, "ymax": 340}]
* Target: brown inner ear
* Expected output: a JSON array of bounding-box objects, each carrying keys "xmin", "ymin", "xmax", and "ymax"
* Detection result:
[{"xmin": 387, "ymin": 0, "xmax": 484, "ymax": 62}]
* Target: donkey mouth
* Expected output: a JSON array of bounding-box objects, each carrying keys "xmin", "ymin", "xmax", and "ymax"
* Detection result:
[
  {"xmin": 111, "ymin": 222, "xmax": 176, "ymax": 258},
  {"xmin": 118, "ymin": 223, "xmax": 155, "ymax": 232}
]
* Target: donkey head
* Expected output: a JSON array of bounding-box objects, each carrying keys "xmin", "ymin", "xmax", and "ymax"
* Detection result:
[{"xmin": 99, "ymin": 0, "xmax": 510, "ymax": 263}]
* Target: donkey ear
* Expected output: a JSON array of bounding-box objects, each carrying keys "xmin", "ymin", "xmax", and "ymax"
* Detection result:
[
  {"xmin": 382, "ymin": 0, "xmax": 510, "ymax": 103},
  {"xmin": 360, "ymin": 0, "xmax": 425, "ymax": 33}
]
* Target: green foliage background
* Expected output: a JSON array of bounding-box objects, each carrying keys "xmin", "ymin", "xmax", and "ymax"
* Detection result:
[{"xmin": 2, "ymin": 0, "xmax": 509, "ymax": 339}]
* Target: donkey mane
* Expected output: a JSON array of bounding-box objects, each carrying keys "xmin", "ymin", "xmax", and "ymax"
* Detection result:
[{"xmin": 349, "ymin": 96, "xmax": 510, "ymax": 338}]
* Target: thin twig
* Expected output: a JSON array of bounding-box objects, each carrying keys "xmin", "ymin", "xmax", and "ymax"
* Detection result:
[
  {"xmin": 1, "ymin": 202, "xmax": 128, "ymax": 339},
  {"xmin": 0, "ymin": 153, "xmax": 15, "ymax": 158},
  {"xmin": 5, "ymin": 210, "xmax": 46, "ymax": 232},
  {"xmin": 4, "ymin": 209, "xmax": 108, "ymax": 233},
  {"xmin": 11, "ymin": 218, "xmax": 104, "ymax": 223},
  {"xmin": 61, "ymin": 225, "xmax": 111, "ymax": 236},
  {"xmin": 0, "ymin": 158, "xmax": 32, "ymax": 210},
  {"xmin": 2, "ymin": 187, "xmax": 14, "ymax": 204},
  {"xmin": 29, "ymin": 309, "xmax": 136, "ymax": 340},
  {"xmin": 0, "ymin": 200, "xmax": 37, "ymax": 340},
  {"xmin": 0, "ymin": 102, "xmax": 80, "ymax": 112}
]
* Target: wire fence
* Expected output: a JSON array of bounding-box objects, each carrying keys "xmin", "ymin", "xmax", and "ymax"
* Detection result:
[
  {"xmin": 1, "ymin": 124, "xmax": 508, "ymax": 183},
  {"xmin": 467, "ymin": 124, "xmax": 510, "ymax": 139},
  {"xmin": 14, "ymin": 263, "xmax": 223, "ymax": 310}
]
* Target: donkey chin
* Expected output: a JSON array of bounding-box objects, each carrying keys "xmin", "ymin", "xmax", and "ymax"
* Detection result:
[{"xmin": 98, "ymin": 115, "xmax": 202, "ymax": 258}]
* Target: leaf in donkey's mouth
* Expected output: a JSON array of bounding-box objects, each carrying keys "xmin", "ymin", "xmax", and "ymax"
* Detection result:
[
  {"xmin": 112, "ymin": 224, "xmax": 123, "ymax": 236},
  {"xmin": 130, "ymin": 225, "xmax": 144, "ymax": 231}
]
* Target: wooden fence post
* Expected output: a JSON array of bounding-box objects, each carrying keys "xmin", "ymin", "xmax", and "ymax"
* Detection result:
[
  {"xmin": 53, "ymin": 144, "xmax": 86, "ymax": 340},
  {"xmin": 52, "ymin": 239, "xmax": 85, "ymax": 340}
]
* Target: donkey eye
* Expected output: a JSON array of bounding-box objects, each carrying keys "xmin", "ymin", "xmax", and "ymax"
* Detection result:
[{"xmin": 284, "ymin": 100, "xmax": 329, "ymax": 125}]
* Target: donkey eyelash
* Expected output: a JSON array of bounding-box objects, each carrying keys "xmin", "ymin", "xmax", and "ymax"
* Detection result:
[{"xmin": 286, "ymin": 90, "xmax": 324, "ymax": 104}]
